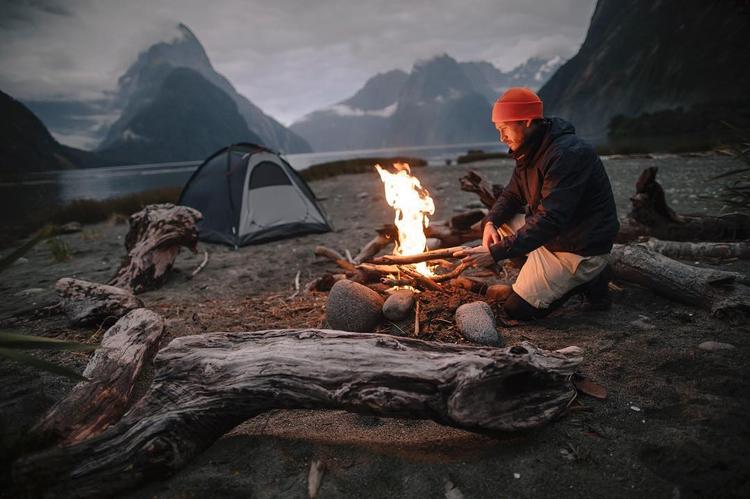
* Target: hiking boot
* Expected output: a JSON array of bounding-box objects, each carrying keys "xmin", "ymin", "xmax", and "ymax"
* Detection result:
[{"xmin": 581, "ymin": 265, "xmax": 612, "ymax": 311}]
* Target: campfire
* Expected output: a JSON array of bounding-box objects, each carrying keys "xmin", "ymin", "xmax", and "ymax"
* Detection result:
[{"xmin": 374, "ymin": 162, "xmax": 435, "ymax": 277}]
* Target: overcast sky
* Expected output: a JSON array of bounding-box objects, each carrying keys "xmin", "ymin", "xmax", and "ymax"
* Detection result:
[{"xmin": 0, "ymin": 0, "xmax": 597, "ymax": 125}]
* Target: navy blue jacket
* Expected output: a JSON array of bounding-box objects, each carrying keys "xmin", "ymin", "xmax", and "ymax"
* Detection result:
[{"xmin": 487, "ymin": 117, "xmax": 620, "ymax": 261}]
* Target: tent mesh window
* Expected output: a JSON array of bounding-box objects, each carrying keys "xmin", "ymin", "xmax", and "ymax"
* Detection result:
[{"xmin": 249, "ymin": 161, "xmax": 292, "ymax": 188}]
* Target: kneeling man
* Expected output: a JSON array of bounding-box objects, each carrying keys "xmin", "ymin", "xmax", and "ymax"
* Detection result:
[{"xmin": 456, "ymin": 87, "xmax": 620, "ymax": 320}]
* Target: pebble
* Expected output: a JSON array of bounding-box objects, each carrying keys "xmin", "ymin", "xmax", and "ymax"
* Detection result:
[
  {"xmin": 698, "ymin": 341, "xmax": 735, "ymax": 351},
  {"xmin": 382, "ymin": 289, "xmax": 415, "ymax": 321},
  {"xmin": 326, "ymin": 280, "xmax": 384, "ymax": 332},
  {"xmin": 455, "ymin": 301, "xmax": 502, "ymax": 346}
]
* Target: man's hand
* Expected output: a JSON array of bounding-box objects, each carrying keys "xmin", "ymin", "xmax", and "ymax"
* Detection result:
[
  {"xmin": 482, "ymin": 222, "xmax": 501, "ymax": 249},
  {"xmin": 453, "ymin": 245, "xmax": 496, "ymax": 268}
]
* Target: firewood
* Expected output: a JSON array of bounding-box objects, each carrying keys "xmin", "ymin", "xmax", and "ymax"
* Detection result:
[
  {"xmin": 610, "ymin": 244, "xmax": 750, "ymax": 323},
  {"xmin": 398, "ymin": 265, "xmax": 444, "ymax": 292},
  {"xmin": 353, "ymin": 233, "xmax": 394, "ymax": 264},
  {"xmin": 641, "ymin": 238, "xmax": 750, "ymax": 260},
  {"xmin": 188, "ymin": 250, "xmax": 209, "ymax": 279},
  {"xmin": 13, "ymin": 330, "xmax": 582, "ymax": 498},
  {"xmin": 30, "ymin": 309, "xmax": 165, "ymax": 446},
  {"xmin": 431, "ymin": 262, "xmax": 470, "ymax": 283},
  {"xmin": 109, "ymin": 204, "xmax": 202, "ymax": 293},
  {"xmin": 314, "ymin": 246, "xmax": 356, "ymax": 271},
  {"xmin": 370, "ymin": 246, "xmax": 468, "ymax": 265}
]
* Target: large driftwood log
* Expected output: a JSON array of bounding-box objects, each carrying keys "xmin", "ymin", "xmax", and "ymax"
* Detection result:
[
  {"xmin": 109, "ymin": 204, "xmax": 202, "ymax": 293},
  {"xmin": 610, "ymin": 244, "xmax": 750, "ymax": 323},
  {"xmin": 617, "ymin": 167, "xmax": 750, "ymax": 242},
  {"xmin": 55, "ymin": 278, "xmax": 143, "ymax": 326},
  {"xmin": 641, "ymin": 238, "xmax": 750, "ymax": 260},
  {"xmin": 459, "ymin": 170, "xmax": 503, "ymax": 208},
  {"xmin": 31, "ymin": 309, "xmax": 165, "ymax": 446},
  {"xmin": 13, "ymin": 330, "xmax": 582, "ymax": 498}
]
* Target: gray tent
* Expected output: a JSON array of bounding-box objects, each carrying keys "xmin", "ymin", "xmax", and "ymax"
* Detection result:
[{"xmin": 179, "ymin": 143, "xmax": 331, "ymax": 246}]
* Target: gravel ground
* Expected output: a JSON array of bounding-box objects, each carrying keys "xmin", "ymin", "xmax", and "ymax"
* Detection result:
[{"xmin": 1, "ymin": 153, "xmax": 749, "ymax": 499}]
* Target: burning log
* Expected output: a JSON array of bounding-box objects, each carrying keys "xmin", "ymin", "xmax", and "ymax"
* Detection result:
[
  {"xmin": 641, "ymin": 238, "xmax": 750, "ymax": 260},
  {"xmin": 13, "ymin": 330, "xmax": 582, "ymax": 498},
  {"xmin": 610, "ymin": 244, "xmax": 750, "ymax": 323},
  {"xmin": 353, "ymin": 225, "xmax": 397, "ymax": 264},
  {"xmin": 31, "ymin": 309, "xmax": 165, "ymax": 446},
  {"xmin": 398, "ymin": 265, "xmax": 444, "ymax": 292},
  {"xmin": 459, "ymin": 170, "xmax": 503, "ymax": 208},
  {"xmin": 109, "ymin": 204, "xmax": 202, "ymax": 293}
]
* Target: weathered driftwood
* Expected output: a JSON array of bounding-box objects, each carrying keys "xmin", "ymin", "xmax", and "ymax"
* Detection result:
[
  {"xmin": 31, "ymin": 309, "xmax": 165, "ymax": 446},
  {"xmin": 55, "ymin": 278, "xmax": 143, "ymax": 326},
  {"xmin": 14, "ymin": 330, "xmax": 582, "ymax": 498},
  {"xmin": 314, "ymin": 245, "xmax": 356, "ymax": 271},
  {"xmin": 610, "ymin": 244, "xmax": 750, "ymax": 323},
  {"xmin": 617, "ymin": 167, "xmax": 750, "ymax": 242},
  {"xmin": 642, "ymin": 238, "xmax": 750, "ymax": 260},
  {"xmin": 459, "ymin": 170, "xmax": 503, "ymax": 208},
  {"xmin": 109, "ymin": 204, "xmax": 202, "ymax": 293}
]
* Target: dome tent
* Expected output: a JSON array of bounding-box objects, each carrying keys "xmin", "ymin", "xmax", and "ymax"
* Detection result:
[{"xmin": 179, "ymin": 143, "xmax": 331, "ymax": 246}]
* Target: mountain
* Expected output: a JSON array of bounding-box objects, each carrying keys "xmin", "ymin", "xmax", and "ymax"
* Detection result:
[
  {"xmin": 538, "ymin": 0, "xmax": 750, "ymax": 144},
  {"xmin": 290, "ymin": 54, "xmax": 564, "ymax": 151},
  {"xmin": 99, "ymin": 24, "xmax": 310, "ymax": 155},
  {"xmin": 97, "ymin": 68, "xmax": 262, "ymax": 163},
  {"xmin": 0, "ymin": 90, "xmax": 104, "ymax": 178}
]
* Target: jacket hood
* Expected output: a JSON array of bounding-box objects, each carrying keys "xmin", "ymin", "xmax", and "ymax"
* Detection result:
[{"xmin": 547, "ymin": 117, "xmax": 576, "ymax": 139}]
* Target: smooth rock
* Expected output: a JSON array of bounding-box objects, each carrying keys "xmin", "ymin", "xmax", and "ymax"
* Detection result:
[
  {"xmin": 326, "ymin": 279, "xmax": 384, "ymax": 332},
  {"xmin": 382, "ymin": 289, "xmax": 415, "ymax": 321},
  {"xmin": 455, "ymin": 301, "xmax": 502, "ymax": 346},
  {"xmin": 698, "ymin": 341, "xmax": 735, "ymax": 351}
]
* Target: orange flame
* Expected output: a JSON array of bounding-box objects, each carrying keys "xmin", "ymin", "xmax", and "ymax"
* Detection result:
[{"xmin": 375, "ymin": 163, "xmax": 435, "ymax": 276}]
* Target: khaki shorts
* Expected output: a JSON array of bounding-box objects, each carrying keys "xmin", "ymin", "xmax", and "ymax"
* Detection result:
[{"xmin": 497, "ymin": 214, "xmax": 609, "ymax": 309}]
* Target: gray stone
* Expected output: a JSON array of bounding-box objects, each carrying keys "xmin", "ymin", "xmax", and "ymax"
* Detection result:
[
  {"xmin": 326, "ymin": 279, "xmax": 384, "ymax": 332},
  {"xmin": 698, "ymin": 341, "xmax": 735, "ymax": 351},
  {"xmin": 382, "ymin": 289, "xmax": 416, "ymax": 321},
  {"xmin": 455, "ymin": 301, "xmax": 502, "ymax": 346}
]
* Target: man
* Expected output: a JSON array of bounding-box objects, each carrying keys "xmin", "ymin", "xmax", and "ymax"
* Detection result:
[{"xmin": 455, "ymin": 87, "xmax": 620, "ymax": 320}]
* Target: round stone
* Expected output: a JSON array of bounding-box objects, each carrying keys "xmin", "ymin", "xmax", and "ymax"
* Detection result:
[
  {"xmin": 382, "ymin": 289, "xmax": 416, "ymax": 321},
  {"xmin": 326, "ymin": 279, "xmax": 384, "ymax": 332},
  {"xmin": 455, "ymin": 301, "xmax": 502, "ymax": 346}
]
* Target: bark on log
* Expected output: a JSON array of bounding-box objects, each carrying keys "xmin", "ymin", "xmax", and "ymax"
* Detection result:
[
  {"xmin": 13, "ymin": 330, "xmax": 582, "ymax": 498},
  {"xmin": 610, "ymin": 244, "xmax": 750, "ymax": 323},
  {"xmin": 641, "ymin": 238, "xmax": 750, "ymax": 260},
  {"xmin": 55, "ymin": 278, "xmax": 143, "ymax": 326},
  {"xmin": 109, "ymin": 204, "xmax": 202, "ymax": 293},
  {"xmin": 31, "ymin": 309, "xmax": 165, "ymax": 446},
  {"xmin": 459, "ymin": 170, "xmax": 503, "ymax": 208}
]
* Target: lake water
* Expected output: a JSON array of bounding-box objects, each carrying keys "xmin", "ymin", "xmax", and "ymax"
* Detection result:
[{"xmin": 0, "ymin": 142, "xmax": 505, "ymax": 225}]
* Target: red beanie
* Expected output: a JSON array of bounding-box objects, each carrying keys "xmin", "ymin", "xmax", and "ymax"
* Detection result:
[{"xmin": 491, "ymin": 87, "xmax": 543, "ymax": 123}]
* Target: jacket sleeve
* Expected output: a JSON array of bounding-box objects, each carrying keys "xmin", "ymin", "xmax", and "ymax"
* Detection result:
[
  {"xmin": 489, "ymin": 150, "xmax": 591, "ymax": 261},
  {"xmin": 485, "ymin": 167, "xmax": 524, "ymax": 227}
]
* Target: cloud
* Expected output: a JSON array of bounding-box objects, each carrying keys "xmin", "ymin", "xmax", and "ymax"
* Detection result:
[{"xmin": 0, "ymin": 0, "xmax": 596, "ymax": 124}]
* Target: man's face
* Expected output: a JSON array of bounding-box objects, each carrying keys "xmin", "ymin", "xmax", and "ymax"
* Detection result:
[{"xmin": 495, "ymin": 120, "xmax": 527, "ymax": 151}]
